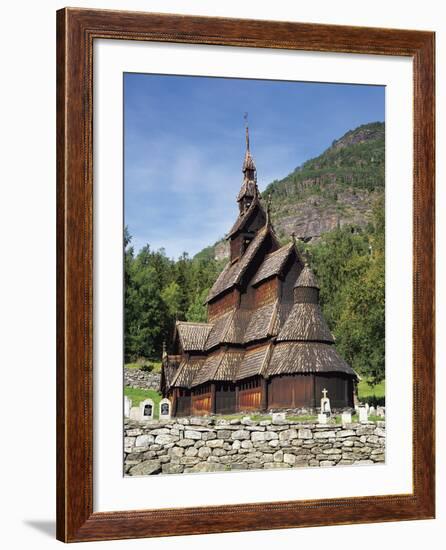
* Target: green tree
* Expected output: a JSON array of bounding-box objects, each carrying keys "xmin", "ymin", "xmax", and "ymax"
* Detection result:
[{"xmin": 186, "ymin": 288, "xmax": 209, "ymax": 322}]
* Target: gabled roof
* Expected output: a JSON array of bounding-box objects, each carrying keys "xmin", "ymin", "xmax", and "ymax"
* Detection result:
[
  {"xmin": 294, "ymin": 265, "xmax": 320, "ymax": 289},
  {"xmin": 206, "ymin": 225, "xmax": 275, "ymax": 303},
  {"xmin": 276, "ymin": 303, "xmax": 334, "ymax": 343},
  {"xmin": 235, "ymin": 344, "xmax": 272, "ymax": 380},
  {"xmin": 243, "ymin": 301, "xmax": 279, "ymax": 343},
  {"xmin": 170, "ymin": 356, "xmax": 206, "ymax": 388},
  {"xmin": 237, "ymin": 178, "xmax": 258, "ymax": 202},
  {"xmin": 226, "ymin": 197, "xmax": 265, "ymax": 238},
  {"xmin": 176, "ymin": 321, "xmax": 213, "ymax": 352},
  {"xmin": 191, "ymin": 350, "xmax": 245, "ymax": 387},
  {"xmin": 191, "ymin": 353, "xmax": 222, "ymax": 387},
  {"xmin": 267, "ymin": 342, "xmax": 356, "ymax": 377},
  {"xmin": 204, "ymin": 310, "xmax": 234, "ymax": 350},
  {"xmin": 224, "ymin": 309, "xmax": 251, "ymax": 344},
  {"xmin": 251, "ymin": 243, "xmax": 295, "ymax": 286}
]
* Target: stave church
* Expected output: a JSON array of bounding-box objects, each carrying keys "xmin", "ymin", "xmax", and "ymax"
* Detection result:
[{"xmin": 161, "ymin": 126, "xmax": 358, "ymax": 416}]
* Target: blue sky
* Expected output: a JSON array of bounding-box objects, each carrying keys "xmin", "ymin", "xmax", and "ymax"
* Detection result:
[{"xmin": 124, "ymin": 74, "xmax": 384, "ymax": 259}]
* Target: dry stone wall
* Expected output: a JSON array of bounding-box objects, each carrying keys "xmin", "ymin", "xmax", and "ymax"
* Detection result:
[
  {"xmin": 124, "ymin": 417, "xmax": 385, "ymax": 476},
  {"xmin": 124, "ymin": 368, "xmax": 161, "ymax": 391}
]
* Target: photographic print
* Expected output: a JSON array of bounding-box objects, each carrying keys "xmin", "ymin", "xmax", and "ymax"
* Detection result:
[{"xmin": 123, "ymin": 74, "xmax": 385, "ymax": 476}]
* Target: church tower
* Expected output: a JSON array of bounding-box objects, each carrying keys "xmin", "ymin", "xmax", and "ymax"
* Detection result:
[
  {"xmin": 237, "ymin": 124, "xmax": 258, "ymax": 214},
  {"xmin": 226, "ymin": 119, "xmax": 267, "ymax": 262}
]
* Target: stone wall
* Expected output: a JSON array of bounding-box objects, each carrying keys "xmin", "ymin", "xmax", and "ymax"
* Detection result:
[
  {"xmin": 124, "ymin": 417, "xmax": 385, "ymax": 476},
  {"xmin": 124, "ymin": 367, "xmax": 161, "ymax": 391}
]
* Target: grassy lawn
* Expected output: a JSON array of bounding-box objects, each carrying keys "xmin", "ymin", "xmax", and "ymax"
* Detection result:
[
  {"xmin": 124, "ymin": 387, "xmax": 163, "ymax": 419},
  {"xmin": 125, "ymin": 361, "xmax": 162, "ymax": 373},
  {"xmin": 358, "ymin": 378, "xmax": 385, "ymax": 404}
]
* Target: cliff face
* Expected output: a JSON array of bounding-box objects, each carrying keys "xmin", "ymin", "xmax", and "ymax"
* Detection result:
[{"xmin": 201, "ymin": 121, "xmax": 384, "ymax": 261}]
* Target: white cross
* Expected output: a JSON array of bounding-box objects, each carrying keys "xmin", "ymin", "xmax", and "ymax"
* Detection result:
[{"xmin": 322, "ymin": 388, "xmax": 328, "ymax": 399}]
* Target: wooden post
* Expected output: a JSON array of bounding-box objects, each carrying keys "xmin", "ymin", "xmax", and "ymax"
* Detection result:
[
  {"xmin": 210, "ymin": 383, "xmax": 217, "ymax": 415},
  {"xmin": 261, "ymin": 377, "xmax": 268, "ymax": 411},
  {"xmin": 235, "ymin": 384, "xmax": 240, "ymax": 412},
  {"xmin": 172, "ymin": 388, "xmax": 178, "ymax": 417}
]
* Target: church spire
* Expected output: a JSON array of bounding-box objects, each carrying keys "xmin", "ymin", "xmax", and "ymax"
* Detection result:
[{"xmin": 237, "ymin": 113, "xmax": 259, "ymax": 213}]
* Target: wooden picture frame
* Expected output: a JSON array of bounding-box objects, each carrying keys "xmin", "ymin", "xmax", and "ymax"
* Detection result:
[{"xmin": 56, "ymin": 7, "xmax": 435, "ymax": 542}]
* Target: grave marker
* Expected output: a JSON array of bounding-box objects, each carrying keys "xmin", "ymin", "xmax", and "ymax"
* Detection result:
[
  {"xmin": 140, "ymin": 398, "xmax": 154, "ymax": 421},
  {"xmin": 124, "ymin": 395, "xmax": 132, "ymax": 418},
  {"xmin": 320, "ymin": 388, "xmax": 331, "ymax": 415},
  {"xmin": 159, "ymin": 398, "xmax": 171, "ymax": 420},
  {"xmin": 358, "ymin": 406, "xmax": 368, "ymax": 424}
]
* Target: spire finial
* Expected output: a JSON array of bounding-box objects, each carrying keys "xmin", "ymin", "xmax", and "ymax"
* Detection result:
[
  {"xmin": 244, "ymin": 112, "xmax": 250, "ymax": 151},
  {"xmin": 266, "ymin": 194, "xmax": 272, "ymax": 226}
]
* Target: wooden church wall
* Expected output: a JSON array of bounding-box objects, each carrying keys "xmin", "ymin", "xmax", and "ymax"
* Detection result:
[
  {"xmin": 280, "ymin": 256, "xmax": 301, "ymax": 303},
  {"xmin": 215, "ymin": 383, "xmax": 236, "ymax": 414},
  {"xmin": 267, "ymin": 374, "xmax": 315, "ymax": 409},
  {"xmin": 314, "ymin": 373, "xmax": 354, "ymax": 408},
  {"xmin": 191, "ymin": 384, "xmax": 212, "ymax": 416},
  {"xmin": 238, "ymin": 376, "xmax": 262, "ymax": 410},
  {"xmin": 230, "ymin": 234, "xmax": 243, "ymax": 262},
  {"xmin": 254, "ymin": 278, "xmax": 278, "ymax": 307},
  {"xmin": 208, "ymin": 288, "xmax": 239, "ymax": 321}
]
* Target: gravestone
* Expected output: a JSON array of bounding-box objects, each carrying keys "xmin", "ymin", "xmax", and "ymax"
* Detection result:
[
  {"xmin": 159, "ymin": 398, "xmax": 171, "ymax": 420},
  {"xmin": 377, "ymin": 406, "xmax": 385, "ymax": 417},
  {"xmin": 124, "ymin": 395, "xmax": 132, "ymax": 418},
  {"xmin": 341, "ymin": 411, "xmax": 352, "ymax": 426},
  {"xmin": 318, "ymin": 413, "xmax": 328, "ymax": 424},
  {"xmin": 320, "ymin": 388, "xmax": 331, "ymax": 415},
  {"xmin": 140, "ymin": 398, "xmax": 154, "ymax": 421},
  {"xmin": 358, "ymin": 406, "xmax": 368, "ymax": 424},
  {"xmin": 369, "ymin": 406, "xmax": 376, "ymax": 417}
]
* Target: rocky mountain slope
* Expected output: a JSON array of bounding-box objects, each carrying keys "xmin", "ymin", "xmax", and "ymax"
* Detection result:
[{"xmin": 212, "ymin": 121, "xmax": 384, "ymax": 261}]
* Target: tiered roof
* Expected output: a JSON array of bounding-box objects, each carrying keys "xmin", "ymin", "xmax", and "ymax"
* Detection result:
[
  {"xmin": 206, "ymin": 226, "xmax": 277, "ymax": 302},
  {"xmin": 294, "ymin": 265, "xmax": 320, "ymax": 289},
  {"xmin": 267, "ymin": 342, "xmax": 354, "ymax": 376},
  {"xmin": 251, "ymin": 243, "xmax": 295, "ymax": 286},
  {"xmin": 175, "ymin": 321, "xmax": 212, "ymax": 351},
  {"xmin": 277, "ymin": 303, "xmax": 334, "ymax": 343},
  {"xmin": 164, "ymin": 131, "xmax": 356, "ymax": 392},
  {"xmin": 226, "ymin": 198, "xmax": 264, "ymax": 238}
]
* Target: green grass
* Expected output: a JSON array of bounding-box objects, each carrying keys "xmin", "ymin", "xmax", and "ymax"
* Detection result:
[
  {"xmin": 358, "ymin": 379, "xmax": 385, "ymax": 406},
  {"xmin": 124, "ymin": 361, "xmax": 162, "ymax": 373},
  {"xmin": 124, "ymin": 387, "xmax": 163, "ymax": 419}
]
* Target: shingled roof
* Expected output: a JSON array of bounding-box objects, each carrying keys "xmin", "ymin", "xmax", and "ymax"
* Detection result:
[
  {"xmin": 294, "ymin": 265, "xmax": 320, "ymax": 289},
  {"xmin": 206, "ymin": 225, "xmax": 273, "ymax": 303},
  {"xmin": 236, "ymin": 178, "xmax": 258, "ymax": 202},
  {"xmin": 235, "ymin": 344, "xmax": 272, "ymax": 380},
  {"xmin": 243, "ymin": 301, "xmax": 279, "ymax": 343},
  {"xmin": 226, "ymin": 197, "xmax": 265, "ymax": 238},
  {"xmin": 204, "ymin": 310, "xmax": 234, "ymax": 350},
  {"xmin": 250, "ymin": 243, "xmax": 295, "ymax": 286},
  {"xmin": 191, "ymin": 353, "xmax": 221, "ymax": 387},
  {"xmin": 277, "ymin": 303, "xmax": 334, "ymax": 343},
  {"xmin": 176, "ymin": 321, "xmax": 213, "ymax": 352},
  {"xmin": 267, "ymin": 341, "xmax": 356, "ymax": 377},
  {"xmin": 188, "ymin": 350, "xmax": 245, "ymax": 387},
  {"xmin": 170, "ymin": 356, "xmax": 206, "ymax": 388}
]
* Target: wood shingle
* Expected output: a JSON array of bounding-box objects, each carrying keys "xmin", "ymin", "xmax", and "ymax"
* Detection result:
[
  {"xmin": 267, "ymin": 342, "xmax": 356, "ymax": 376},
  {"xmin": 250, "ymin": 243, "xmax": 294, "ymax": 286},
  {"xmin": 176, "ymin": 321, "xmax": 213, "ymax": 351}
]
